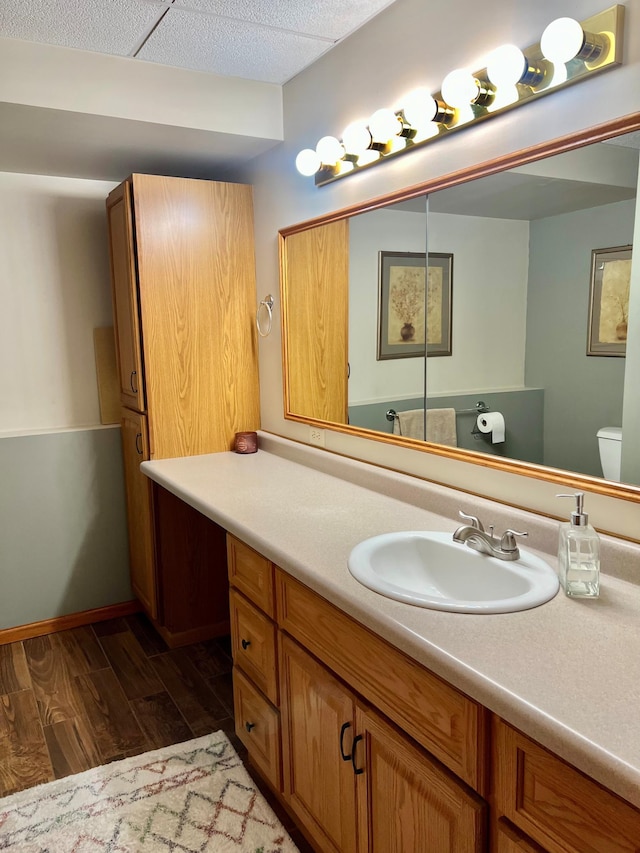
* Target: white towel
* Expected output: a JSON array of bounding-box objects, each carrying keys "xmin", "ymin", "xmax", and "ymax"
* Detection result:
[
  {"xmin": 393, "ymin": 409, "xmax": 425, "ymax": 440},
  {"xmin": 393, "ymin": 407, "xmax": 457, "ymax": 446},
  {"xmin": 426, "ymin": 408, "xmax": 457, "ymax": 446}
]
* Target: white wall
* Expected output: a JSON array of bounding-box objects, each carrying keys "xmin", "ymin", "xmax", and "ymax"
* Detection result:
[
  {"xmin": 245, "ymin": 0, "xmax": 640, "ymax": 539},
  {"xmin": 0, "ymin": 172, "xmax": 131, "ymax": 629},
  {"xmin": 348, "ymin": 208, "xmax": 426, "ymax": 404},
  {"xmin": 0, "ymin": 173, "xmax": 117, "ymax": 432},
  {"xmin": 348, "ymin": 207, "xmax": 530, "ymax": 403},
  {"xmin": 426, "ymin": 212, "xmax": 529, "ymax": 395}
]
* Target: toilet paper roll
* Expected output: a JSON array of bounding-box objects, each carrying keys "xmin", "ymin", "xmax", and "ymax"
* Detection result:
[{"xmin": 476, "ymin": 411, "xmax": 505, "ymax": 444}]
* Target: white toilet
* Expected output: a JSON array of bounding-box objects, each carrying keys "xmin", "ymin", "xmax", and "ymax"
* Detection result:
[{"xmin": 597, "ymin": 427, "xmax": 622, "ymax": 481}]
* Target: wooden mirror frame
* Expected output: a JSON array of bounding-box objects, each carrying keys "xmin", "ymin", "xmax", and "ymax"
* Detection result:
[{"xmin": 280, "ymin": 111, "xmax": 640, "ymax": 503}]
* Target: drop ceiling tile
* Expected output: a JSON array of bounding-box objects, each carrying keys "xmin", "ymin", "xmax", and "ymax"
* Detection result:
[
  {"xmin": 0, "ymin": 0, "xmax": 165, "ymax": 55},
  {"xmin": 174, "ymin": 0, "xmax": 396, "ymax": 41},
  {"xmin": 137, "ymin": 8, "xmax": 332, "ymax": 83}
]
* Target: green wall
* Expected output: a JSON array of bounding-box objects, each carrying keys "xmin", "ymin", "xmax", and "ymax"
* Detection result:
[{"xmin": 526, "ymin": 199, "xmax": 635, "ymax": 478}]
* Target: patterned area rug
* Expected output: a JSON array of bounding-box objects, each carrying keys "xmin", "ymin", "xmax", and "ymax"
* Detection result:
[{"xmin": 0, "ymin": 732, "xmax": 299, "ymax": 852}]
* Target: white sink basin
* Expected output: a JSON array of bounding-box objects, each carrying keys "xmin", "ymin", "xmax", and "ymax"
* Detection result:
[{"xmin": 348, "ymin": 531, "xmax": 559, "ymax": 614}]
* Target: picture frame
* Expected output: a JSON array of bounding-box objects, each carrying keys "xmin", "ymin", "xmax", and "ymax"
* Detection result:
[
  {"xmin": 587, "ymin": 245, "xmax": 632, "ymax": 357},
  {"xmin": 377, "ymin": 251, "xmax": 453, "ymax": 360}
]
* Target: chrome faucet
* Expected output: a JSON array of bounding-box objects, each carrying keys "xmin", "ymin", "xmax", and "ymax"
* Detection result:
[{"xmin": 452, "ymin": 511, "xmax": 528, "ymax": 561}]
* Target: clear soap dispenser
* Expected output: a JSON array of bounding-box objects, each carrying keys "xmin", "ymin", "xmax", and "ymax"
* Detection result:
[{"xmin": 556, "ymin": 492, "xmax": 600, "ymax": 598}]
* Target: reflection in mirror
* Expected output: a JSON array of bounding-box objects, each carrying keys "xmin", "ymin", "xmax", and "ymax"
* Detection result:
[
  {"xmin": 422, "ymin": 135, "xmax": 637, "ymax": 483},
  {"xmin": 280, "ymin": 120, "xmax": 640, "ymax": 493},
  {"xmin": 347, "ymin": 197, "xmax": 427, "ymax": 441}
]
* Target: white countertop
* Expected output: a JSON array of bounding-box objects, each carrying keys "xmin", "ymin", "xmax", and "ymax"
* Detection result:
[{"xmin": 142, "ymin": 432, "xmax": 640, "ymax": 809}]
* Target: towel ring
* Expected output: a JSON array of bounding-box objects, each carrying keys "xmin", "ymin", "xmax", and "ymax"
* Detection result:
[{"xmin": 256, "ymin": 294, "xmax": 274, "ymax": 337}]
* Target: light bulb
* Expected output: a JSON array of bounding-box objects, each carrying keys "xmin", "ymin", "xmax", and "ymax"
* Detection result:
[
  {"xmin": 401, "ymin": 89, "xmax": 438, "ymax": 130},
  {"xmin": 540, "ymin": 17, "xmax": 585, "ymax": 64},
  {"xmin": 342, "ymin": 122, "xmax": 372, "ymax": 156},
  {"xmin": 337, "ymin": 160, "xmax": 355, "ymax": 175},
  {"xmin": 486, "ymin": 44, "xmax": 527, "ymax": 87},
  {"xmin": 368, "ymin": 108, "xmax": 401, "ymax": 142},
  {"xmin": 315, "ymin": 136, "xmax": 344, "ymax": 166},
  {"xmin": 357, "ymin": 150, "xmax": 381, "ymax": 167},
  {"xmin": 441, "ymin": 69, "xmax": 480, "ymax": 108},
  {"xmin": 412, "ymin": 122, "xmax": 440, "ymax": 143},
  {"xmin": 546, "ymin": 61, "xmax": 569, "ymax": 88},
  {"xmin": 295, "ymin": 148, "xmax": 321, "ymax": 176},
  {"xmin": 452, "ymin": 104, "xmax": 475, "ymax": 126},
  {"xmin": 487, "ymin": 84, "xmax": 519, "ymax": 112},
  {"xmin": 383, "ymin": 137, "xmax": 407, "ymax": 155}
]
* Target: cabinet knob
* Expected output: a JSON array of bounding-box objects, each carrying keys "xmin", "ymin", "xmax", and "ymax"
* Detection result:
[
  {"xmin": 241, "ymin": 638, "xmax": 251, "ymax": 650},
  {"xmin": 130, "ymin": 370, "xmax": 138, "ymax": 393},
  {"xmin": 245, "ymin": 721, "xmax": 255, "ymax": 733}
]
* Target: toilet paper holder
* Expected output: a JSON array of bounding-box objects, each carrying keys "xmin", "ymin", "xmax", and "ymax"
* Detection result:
[{"xmin": 472, "ymin": 408, "xmax": 506, "ymax": 444}]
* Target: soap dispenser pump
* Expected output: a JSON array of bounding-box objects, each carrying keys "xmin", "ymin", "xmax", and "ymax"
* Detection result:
[{"xmin": 556, "ymin": 492, "xmax": 600, "ymax": 598}]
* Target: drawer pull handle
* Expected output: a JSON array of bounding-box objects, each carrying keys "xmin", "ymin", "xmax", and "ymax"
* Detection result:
[
  {"xmin": 130, "ymin": 370, "xmax": 138, "ymax": 393},
  {"xmin": 135, "ymin": 433, "xmax": 143, "ymax": 455},
  {"xmin": 351, "ymin": 734, "xmax": 364, "ymax": 775},
  {"xmin": 339, "ymin": 721, "xmax": 352, "ymax": 761},
  {"xmin": 241, "ymin": 638, "xmax": 251, "ymax": 650},
  {"xmin": 245, "ymin": 721, "xmax": 255, "ymax": 733}
]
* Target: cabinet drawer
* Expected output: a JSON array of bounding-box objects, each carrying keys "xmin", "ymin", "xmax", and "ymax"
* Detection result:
[
  {"xmin": 493, "ymin": 717, "xmax": 640, "ymax": 853},
  {"xmin": 227, "ymin": 535, "xmax": 275, "ymax": 617},
  {"xmin": 233, "ymin": 667, "xmax": 282, "ymax": 791},
  {"xmin": 230, "ymin": 589, "xmax": 278, "ymax": 704},
  {"xmin": 276, "ymin": 570, "xmax": 487, "ymax": 793}
]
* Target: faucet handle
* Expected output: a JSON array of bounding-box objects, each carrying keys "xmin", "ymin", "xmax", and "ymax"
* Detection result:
[
  {"xmin": 458, "ymin": 511, "xmax": 484, "ymax": 532},
  {"xmin": 500, "ymin": 529, "xmax": 528, "ymax": 552}
]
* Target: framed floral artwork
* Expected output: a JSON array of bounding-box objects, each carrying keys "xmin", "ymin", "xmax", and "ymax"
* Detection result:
[
  {"xmin": 377, "ymin": 250, "xmax": 453, "ymax": 360},
  {"xmin": 587, "ymin": 245, "xmax": 632, "ymax": 357}
]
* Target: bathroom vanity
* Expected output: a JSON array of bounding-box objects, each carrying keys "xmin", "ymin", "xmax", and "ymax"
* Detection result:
[{"xmin": 142, "ymin": 433, "xmax": 640, "ymax": 852}]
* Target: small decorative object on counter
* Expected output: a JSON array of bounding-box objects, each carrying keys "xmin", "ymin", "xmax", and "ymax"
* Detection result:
[
  {"xmin": 235, "ymin": 431, "xmax": 258, "ymax": 454},
  {"xmin": 556, "ymin": 492, "xmax": 600, "ymax": 598}
]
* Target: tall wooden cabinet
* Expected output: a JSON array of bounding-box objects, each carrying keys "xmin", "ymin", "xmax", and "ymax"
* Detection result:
[{"xmin": 106, "ymin": 174, "xmax": 260, "ymax": 645}]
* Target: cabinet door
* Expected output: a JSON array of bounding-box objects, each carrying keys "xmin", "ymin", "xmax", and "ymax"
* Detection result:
[
  {"xmin": 106, "ymin": 182, "xmax": 145, "ymax": 412},
  {"xmin": 121, "ymin": 408, "xmax": 156, "ymax": 619},
  {"xmin": 131, "ymin": 174, "xmax": 260, "ymax": 459},
  {"xmin": 281, "ymin": 218, "xmax": 349, "ymax": 424},
  {"xmin": 280, "ymin": 634, "xmax": 357, "ymax": 853},
  {"xmin": 355, "ymin": 705, "xmax": 486, "ymax": 853},
  {"xmin": 493, "ymin": 718, "xmax": 640, "ymax": 853},
  {"xmin": 496, "ymin": 818, "xmax": 547, "ymax": 852}
]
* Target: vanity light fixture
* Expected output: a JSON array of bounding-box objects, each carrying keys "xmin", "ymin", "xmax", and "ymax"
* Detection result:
[{"xmin": 296, "ymin": 4, "xmax": 624, "ymax": 186}]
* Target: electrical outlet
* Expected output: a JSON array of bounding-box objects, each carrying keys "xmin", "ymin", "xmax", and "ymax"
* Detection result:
[{"xmin": 309, "ymin": 426, "xmax": 325, "ymax": 446}]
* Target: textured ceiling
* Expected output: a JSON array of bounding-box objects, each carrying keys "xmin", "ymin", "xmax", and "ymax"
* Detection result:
[{"xmin": 0, "ymin": 0, "xmax": 398, "ymax": 84}]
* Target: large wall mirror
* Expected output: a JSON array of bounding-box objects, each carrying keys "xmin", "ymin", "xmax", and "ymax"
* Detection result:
[{"xmin": 280, "ymin": 114, "xmax": 640, "ymax": 499}]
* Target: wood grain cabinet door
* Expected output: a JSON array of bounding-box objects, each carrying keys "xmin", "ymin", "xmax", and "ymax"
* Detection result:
[
  {"xmin": 280, "ymin": 634, "xmax": 357, "ymax": 853},
  {"xmin": 355, "ymin": 705, "xmax": 486, "ymax": 853},
  {"xmin": 106, "ymin": 182, "xmax": 145, "ymax": 413},
  {"xmin": 120, "ymin": 408, "xmax": 156, "ymax": 619},
  {"xmin": 281, "ymin": 219, "xmax": 349, "ymax": 425},
  {"xmin": 493, "ymin": 718, "xmax": 640, "ymax": 853},
  {"xmin": 131, "ymin": 174, "xmax": 260, "ymax": 459}
]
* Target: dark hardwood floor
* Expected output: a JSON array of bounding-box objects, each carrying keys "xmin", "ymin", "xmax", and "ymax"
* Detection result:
[{"xmin": 0, "ymin": 613, "xmax": 312, "ymax": 851}]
